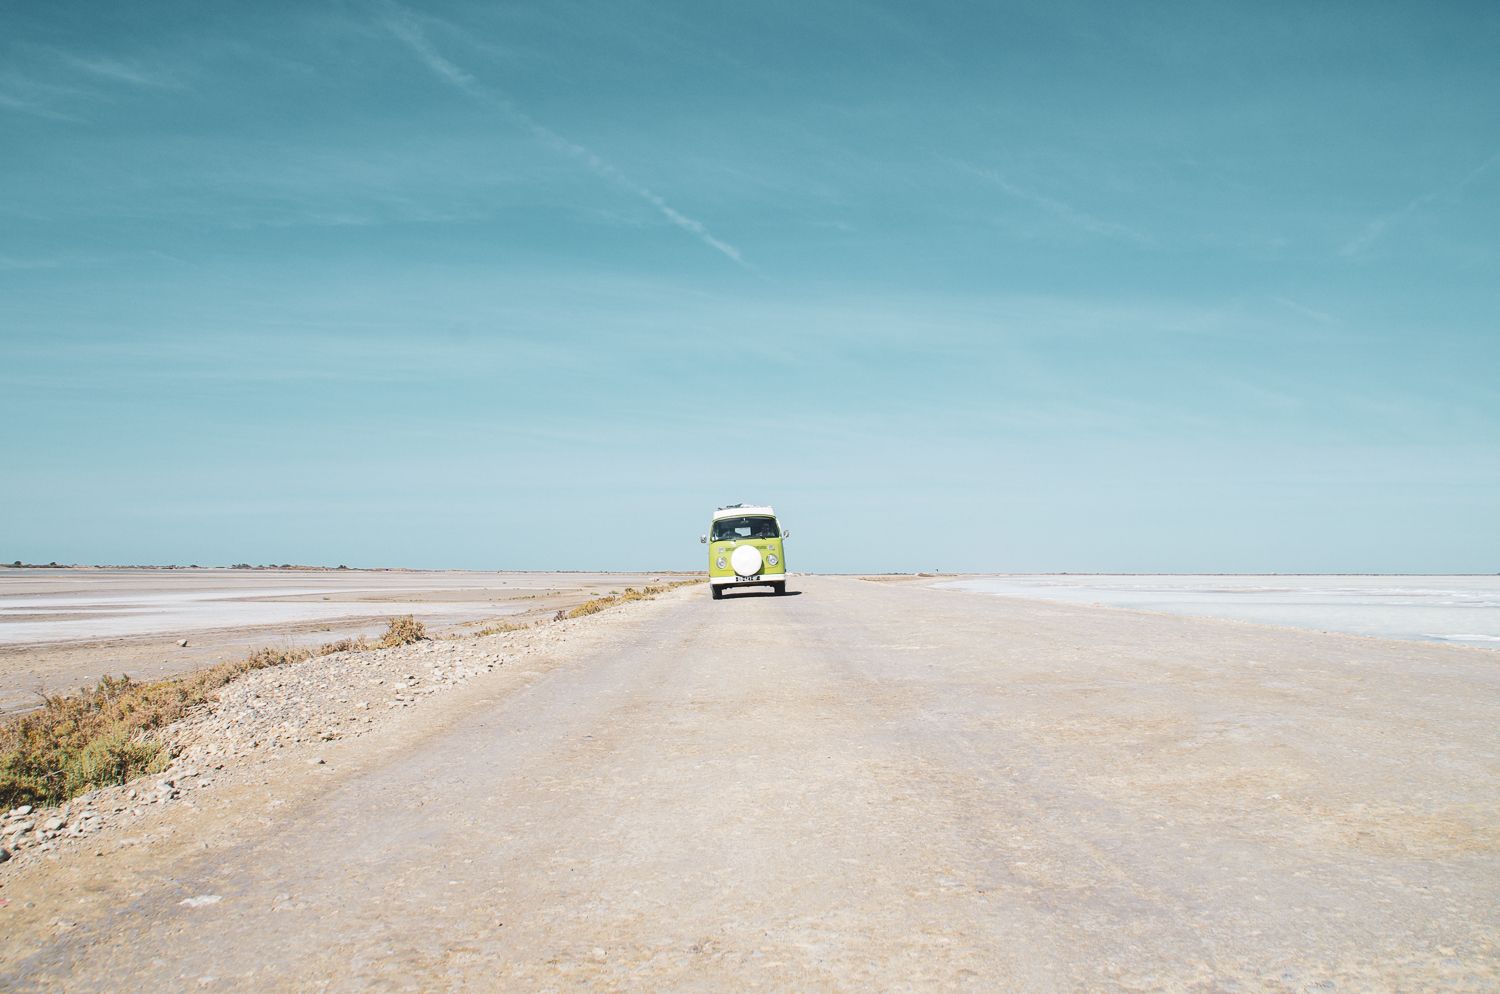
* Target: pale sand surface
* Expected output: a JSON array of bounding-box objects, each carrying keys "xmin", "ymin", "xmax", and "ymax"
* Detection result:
[
  {"xmin": 2, "ymin": 576, "xmax": 1496, "ymax": 991},
  {"xmin": 0, "ymin": 568, "xmax": 681, "ymax": 714}
]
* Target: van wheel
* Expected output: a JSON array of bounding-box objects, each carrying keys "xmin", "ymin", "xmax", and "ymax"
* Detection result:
[
  {"xmin": 711, "ymin": 585, "xmax": 723, "ymax": 600},
  {"xmin": 772, "ymin": 582, "xmax": 786, "ymax": 595}
]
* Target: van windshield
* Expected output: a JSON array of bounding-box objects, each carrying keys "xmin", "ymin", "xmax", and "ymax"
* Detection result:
[{"xmin": 711, "ymin": 516, "xmax": 780, "ymax": 541}]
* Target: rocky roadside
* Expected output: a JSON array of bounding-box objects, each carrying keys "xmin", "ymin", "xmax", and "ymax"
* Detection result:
[{"xmin": 0, "ymin": 613, "xmax": 590, "ymax": 879}]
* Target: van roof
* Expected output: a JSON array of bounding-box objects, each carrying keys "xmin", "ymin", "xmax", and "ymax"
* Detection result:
[{"xmin": 712, "ymin": 504, "xmax": 776, "ymax": 521}]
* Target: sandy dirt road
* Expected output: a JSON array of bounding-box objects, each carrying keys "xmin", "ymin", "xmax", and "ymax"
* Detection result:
[{"xmin": 2, "ymin": 576, "xmax": 1497, "ymax": 991}]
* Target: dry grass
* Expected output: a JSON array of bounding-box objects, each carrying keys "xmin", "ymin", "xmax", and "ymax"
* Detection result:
[
  {"xmin": 0, "ymin": 616, "xmax": 426, "ymax": 809},
  {"xmin": 561, "ymin": 581, "xmax": 698, "ymax": 620},
  {"xmin": 471, "ymin": 620, "xmax": 529, "ymax": 637},
  {"xmin": 316, "ymin": 636, "xmax": 370, "ymax": 654}
]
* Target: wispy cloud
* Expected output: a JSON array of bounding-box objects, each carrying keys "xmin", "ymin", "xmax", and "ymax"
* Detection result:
[
  {"xmin": 0, "ymin": 75, "xmax": 86, "ymax": 122},
  {"xmin": 0, "ymin": 255, "xmax": 65, "ymax": 271},
  {"xmin": 1271, "ymin": 296, "xmax": 1338, "ymax": 325},
  {"xmin": 60, "ymin": 54, "xmax": 179, "ymax": 89},
  {"xmin": 1340, "ymin": 150, "xmax": 1500, "ymax": 257},
  {"xmin": 0, "ymin": 91, "xmax": 74, "ymax": 121},
  {"xmin": 383, "ymin": 14, "xmax": 478, "ymax": 94},
  {"xmin": 0, "ymin": 50, "xmax": 177, "ymax": 121},
  {"xmin": 961, "ymin": 162, "xmax": 1151, "ymax": 245},
  {"xmin": 382, "ymin": 6, "xmax": 749, "ymax": 269},
  {"xmin": 1342, "ymin": 194, "xmax": 1433, "ymax": 258}
]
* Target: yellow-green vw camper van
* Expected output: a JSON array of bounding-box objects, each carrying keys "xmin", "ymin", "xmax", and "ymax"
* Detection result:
[{"xmin": 700, "ymin": 504, "xmax": 788, "ymax": 599}]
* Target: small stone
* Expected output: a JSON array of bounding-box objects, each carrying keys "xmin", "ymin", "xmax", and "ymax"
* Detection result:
[
  {"xmin": 307, "ymin": 757, "xmax": 325, "ymax": 766},
  {"xmin": 10, "ymin": 805, "xmax": 32, "ymax": 817},
  {"xmin": 0, "ymin": 846, "xmax": 10, "ymax": 863},
  {"xmin": 180, "ymin": 894, "xmax": 222, "ymax": 908},
  {"xmin": 42, "ymin": 817, "xmax": 65, "ymax": 832},
  {"xmin": 178, "ymin": 639, "xmax": 189, "ymax": 647}
]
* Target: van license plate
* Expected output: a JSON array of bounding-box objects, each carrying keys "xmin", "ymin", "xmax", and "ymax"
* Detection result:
[{"xmin": 735, "ymin": 574, "xmax": 759, "ymax": 582}]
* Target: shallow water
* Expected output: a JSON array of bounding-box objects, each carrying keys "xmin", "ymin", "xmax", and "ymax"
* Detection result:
[
  {"xmin": 939, "ymin": 574, "xmax": 1500, "ymax": 649},
  {"xmin": 0, "ymin": 589, "xmax": 517, "ymax": 643},
  {"xmin": 0, "ymin": 569, "xmax": 609, "ymax": 644}
]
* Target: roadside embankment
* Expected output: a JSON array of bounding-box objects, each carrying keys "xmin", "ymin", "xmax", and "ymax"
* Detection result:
[
  {"xmin": 0, "ymin": 583, "xmax": 693, "ymax": 872},
  {"xmin": 0, "ymin": 568, "xmax": 691, "ymax": 716}
]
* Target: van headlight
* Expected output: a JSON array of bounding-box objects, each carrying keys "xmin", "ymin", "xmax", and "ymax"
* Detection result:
[
  {"xmin": 716, "ymin": 556, "xmax": 727, "ymax": 569},
  {"xmin": 767, "ymin": 553, "xmax": 778, "ymax": 566}
]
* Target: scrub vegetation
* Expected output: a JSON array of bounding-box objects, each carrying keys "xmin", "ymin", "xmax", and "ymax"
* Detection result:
[
  {"xmin": 378, "ymin": 614, "xmax": 428, "ymax": 648},
  {"xmin": 0, "ymin": 584, "xmax": 698, "ymax": 810},
  {"xmin": 471, "ymin": 620, "xmax": 529, "ymax": 637},
  {"xmin": 557, "ymin": 581, "xmax": 698, "ymax": 620},
  {"xmin": 0, "ymin": 615, "xmax": 428, "ymax": 809}
]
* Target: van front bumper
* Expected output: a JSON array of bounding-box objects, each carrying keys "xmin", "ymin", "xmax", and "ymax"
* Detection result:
[{"xmin": 710, "ymin": 573, "xmax": 786, "ymax": 587}]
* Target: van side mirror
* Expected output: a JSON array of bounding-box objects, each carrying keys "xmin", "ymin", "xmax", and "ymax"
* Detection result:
[
  {"xmin": 699, "ymin": 535, "xmax": 707, "ymax": 544},
  {"xmin": 783, "ymin": 529, "xmax": 790, "ymax": 539}
]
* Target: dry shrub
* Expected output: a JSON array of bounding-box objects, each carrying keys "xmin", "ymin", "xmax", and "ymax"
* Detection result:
[
  {"xmin": 0, "ymin": 645, "xmax": 329, "ymax": 808},
  {"xmin": 379, "ymin": 615, "xmax": 427, "ymax": 648},
  {"xmin": 0, "ymin": 678, "xmax": 166, "ymax": 808}
]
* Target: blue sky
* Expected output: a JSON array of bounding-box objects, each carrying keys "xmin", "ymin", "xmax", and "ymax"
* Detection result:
[{"xmin": 3, "ymin": 1, "xmax": 1497, "ymax": 572}]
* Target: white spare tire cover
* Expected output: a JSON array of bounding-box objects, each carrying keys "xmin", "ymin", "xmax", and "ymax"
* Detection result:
[{"xmin": 730, "ymin": 545, "xmax": 764, "ymax": 577}]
